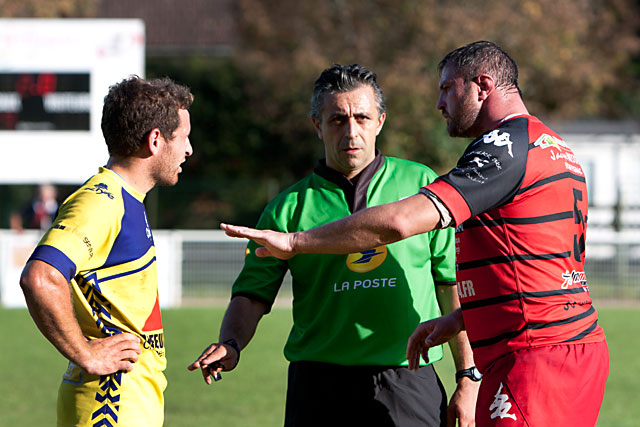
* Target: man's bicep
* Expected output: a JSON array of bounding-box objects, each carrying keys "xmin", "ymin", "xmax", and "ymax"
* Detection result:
[{"xmin": 20, "ymin": 259, "xmax": 71, "ymax": 303}]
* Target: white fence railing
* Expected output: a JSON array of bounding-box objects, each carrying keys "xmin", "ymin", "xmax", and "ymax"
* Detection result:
[{"xmin": 1, "ymin": 228, "xmax": 638, "ymax": 308}]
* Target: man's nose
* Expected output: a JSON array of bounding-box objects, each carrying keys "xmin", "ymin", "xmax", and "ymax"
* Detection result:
[{"xmin": 345, "ymin": 118, "xmax": 358, "ymax": 138}]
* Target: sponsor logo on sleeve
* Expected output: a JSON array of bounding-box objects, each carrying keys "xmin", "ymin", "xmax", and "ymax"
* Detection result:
[
  {"xmin": 483, "ymin": 130, "xmax": 513, "ymax": 157},
  {"xmin": 82, "ymin": 236, "xmax": 94, "ymax": 258},
  {"xmin": 458, "ymin": 151, "xmax": 502, "ymax": 184}
]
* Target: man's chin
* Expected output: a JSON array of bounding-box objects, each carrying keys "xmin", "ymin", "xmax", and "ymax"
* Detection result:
[
  {"xmin": 157, "ymin": 175, "xmax": 180, "ymax": 187},
  {"xmin": 447, "ymin": 124, "xmax": 475, "ymax": 138}
]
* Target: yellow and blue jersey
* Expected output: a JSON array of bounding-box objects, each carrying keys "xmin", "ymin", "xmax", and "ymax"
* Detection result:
[{"xmin": 29, "ymin": 167, "xmax": 166, "ymax": 427}]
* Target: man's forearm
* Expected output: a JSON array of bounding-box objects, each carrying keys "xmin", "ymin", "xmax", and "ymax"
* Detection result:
[
  {"xmin": 221, "ymin": 194, "xmax": 441, "ymax": 260},
  {"xmin": 436, "ymin": 286, "xmax": 473, "ymax": 370},
  {"xmin": 294, "ymin": 193, "xmax": 441, "ymax": 254},
  {"xmin": 219, "ymin": 296, "xmax": 267, "ymax": 350}
]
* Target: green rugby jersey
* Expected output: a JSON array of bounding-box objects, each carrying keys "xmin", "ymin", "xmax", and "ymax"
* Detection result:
[{"xmin": 233, "ymin": 155, "xmax": 456, "ymax": 366}]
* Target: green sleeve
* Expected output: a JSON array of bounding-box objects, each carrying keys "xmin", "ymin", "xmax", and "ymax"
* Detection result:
[
  {"xmin": 428, "ymin": 225, "xmax": 457, "ymax": 286},
  {"xmin": 423, "ymin": 166, "xmax": 456, "ymax": 286}
]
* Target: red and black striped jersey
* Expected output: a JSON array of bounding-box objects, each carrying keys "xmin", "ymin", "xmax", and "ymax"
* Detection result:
[{"xmin": 424, "ymin": 114, "xmax": 605, "ymax": 372}]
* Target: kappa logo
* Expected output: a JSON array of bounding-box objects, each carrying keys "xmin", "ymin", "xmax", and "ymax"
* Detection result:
[
  {"xmin": 85, "ymin": 183, "xmax": 115, "ymax": 199},
  {"xmin": 483, "ymin": 130, "xmax": 513, "ymax": 157},
  {"xmin": 346, "ymin": 246, "xmax": 387, "ymax": 273},
  {"xmin": 490, "ymin": 382, "xmax": 517, "ymax": 421}
]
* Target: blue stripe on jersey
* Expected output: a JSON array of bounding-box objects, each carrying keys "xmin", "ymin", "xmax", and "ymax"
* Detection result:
[
  {"xmin": 103, "ymin": 187, "xmax": 154, "ymax": 268},
  {"xmin": 99, "ymin": 256, "xmax": 157, "ymax": 284},
  {"xmin": 29, "ymin": 245, "xmax": 77, "ymax": 281}
]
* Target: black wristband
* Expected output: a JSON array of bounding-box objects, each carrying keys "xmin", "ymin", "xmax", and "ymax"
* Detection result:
[
  {"xmin": 455, "ymin": 366, "xmax": 482, "ymax": 382},
  {"xmin": 222, "ymin": 338, "xmax": 240, "ymax": 368}
]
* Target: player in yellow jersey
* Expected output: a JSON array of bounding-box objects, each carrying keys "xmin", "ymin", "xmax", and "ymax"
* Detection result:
[{"xmin": 20, "ymin": 76, "xmax": 193, "ymax": 427}]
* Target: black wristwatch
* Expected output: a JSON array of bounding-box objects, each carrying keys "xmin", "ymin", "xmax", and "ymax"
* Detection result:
[
  {"xmin": 222, "ymin": 338, "xmax": 241, "ymax": 367},
  {"xmin": 455, "ymin": 366, "xmax": 482, "ymax": 382}
]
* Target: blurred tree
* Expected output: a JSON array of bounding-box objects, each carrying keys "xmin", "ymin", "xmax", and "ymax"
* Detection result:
[
  {"xmin": 146, "ymin": 57, "xmax": 286, "ymax": 228},
  {"xmin": 232, "ymin": 0, "xmax": 640, "ymax": 174},
  {"xmin": 142, "ymin": 0, "xmax": 640, "ymax": 227},
  {"xmin": 2, "ymin": 0, "xmax": 638, "ymax": 228}
]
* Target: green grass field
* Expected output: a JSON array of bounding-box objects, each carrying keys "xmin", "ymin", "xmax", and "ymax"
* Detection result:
[{"xmin": 1, "ymin": 306, "xmax": 637, "ymax": 426}]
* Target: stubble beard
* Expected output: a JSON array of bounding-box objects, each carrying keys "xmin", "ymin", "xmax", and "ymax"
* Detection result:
[
  {"xmin": 447, "ymin": 91, "xmax": 482, "ymax": 139},
  {"xmin": 152, "ymin": 157, "xmax": 180, "ymax": 187}
]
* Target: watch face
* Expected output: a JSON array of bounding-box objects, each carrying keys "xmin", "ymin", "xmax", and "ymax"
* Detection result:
[
  {"xmin": 457, "ymin": 367, "xmax": 482, "ymax": 382},
  {"xmin": 472, "ymin": 367, "xmax": 482, "ymax": 380}
]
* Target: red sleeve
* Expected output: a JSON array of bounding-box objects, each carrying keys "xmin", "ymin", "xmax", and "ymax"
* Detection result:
[{"xmin": 423, "ymin": 178, "xmax": 471, "ymax": 226}]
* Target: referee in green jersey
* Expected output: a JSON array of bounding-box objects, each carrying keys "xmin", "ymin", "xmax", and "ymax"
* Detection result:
[{"xmin": 190, "ymin": 64, "xmax": 479, "ymax": 427}]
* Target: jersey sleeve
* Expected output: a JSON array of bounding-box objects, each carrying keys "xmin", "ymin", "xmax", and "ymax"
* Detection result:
[
  {"xmin": 231, "ymin": 206, "xmax": 289, "ymax": 313},
  {"xmin": 428, "ymin": 226, "xmax": 456, "ymax": 286},
  {"xmin": 419, "ymin": 167, "xmax": 456, "ymax": 286},
  {"xmin": 28, "ymin": 188, "xmax": 121, "ymax": 281},
  {"xmin": 425, "ymin": 121, "xmax": 529, "ymax": 225}
]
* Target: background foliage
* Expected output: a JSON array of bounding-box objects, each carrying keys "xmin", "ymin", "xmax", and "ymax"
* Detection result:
[{"xmin": 151, "ymin": 0, "xmax": 640, "ymax": 228}]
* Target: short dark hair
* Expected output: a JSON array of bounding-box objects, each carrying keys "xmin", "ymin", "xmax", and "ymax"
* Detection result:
[
  {"xmin": 439, "ymin": 41, "xmax": 521, "ymax": 96},
  {"xmin": 310, "ymin": 64, "xmax": 386, "ymax": 120},
  {"xmin": 101, "ymin": 76, "xmax": 193, "ymax": 157}
]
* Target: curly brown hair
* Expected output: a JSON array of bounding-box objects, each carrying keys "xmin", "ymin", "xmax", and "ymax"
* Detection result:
[{"xmin": 101, "ymin": 76, "xmax": 193, "ymax": 157}]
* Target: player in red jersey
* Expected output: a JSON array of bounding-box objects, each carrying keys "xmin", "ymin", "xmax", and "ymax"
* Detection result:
[{"xmin": 220, "ymin": 41, "xmax": 609, "ymax": 426}]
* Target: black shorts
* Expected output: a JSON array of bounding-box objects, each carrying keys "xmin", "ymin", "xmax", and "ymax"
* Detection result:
[{"xmin": 284, "ymin": 361, "xmax": 447, "ymax": 427}]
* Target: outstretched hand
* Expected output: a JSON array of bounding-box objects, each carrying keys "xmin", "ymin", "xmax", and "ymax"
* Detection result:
[
  {"xmin": 220, "ymin": 223, "xmax": 297, "ymax": 260},
  {"xmin": 188, "ymin": 342, "xmax": 239, "ymax": 385},
  {"xmin": 406, "ymin": 310, "xmax": 463, "ymax": 370}
]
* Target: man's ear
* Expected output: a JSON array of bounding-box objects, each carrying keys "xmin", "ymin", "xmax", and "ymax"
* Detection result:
[
  {"xmin": 147, "ymin": 129, "xmax": 162, "ymax": 155},
  {"xmin": 376, "ymin": 112, "xmax": 386, "ymax": 136},
  {"xmin": 311, "ymin": 117, "xmax": 323, "ymax": 140},
  {"xmin": 475, "ymin": 74, "xmax": 495, "ymax": 101}
]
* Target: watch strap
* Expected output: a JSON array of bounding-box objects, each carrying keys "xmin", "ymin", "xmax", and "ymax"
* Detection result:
[
  {"xmin": 222, "ymin": 338, "xmax": 240, "ymax": 368},
  {"xmin": 455, "ymin": 366, "xmax": 482, "ymax": 382}
]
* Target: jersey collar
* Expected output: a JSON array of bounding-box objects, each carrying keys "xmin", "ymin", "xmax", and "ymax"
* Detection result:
[{"xmin": 314, "ymin": 150, "xmax": 385, "ymax": 214}]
